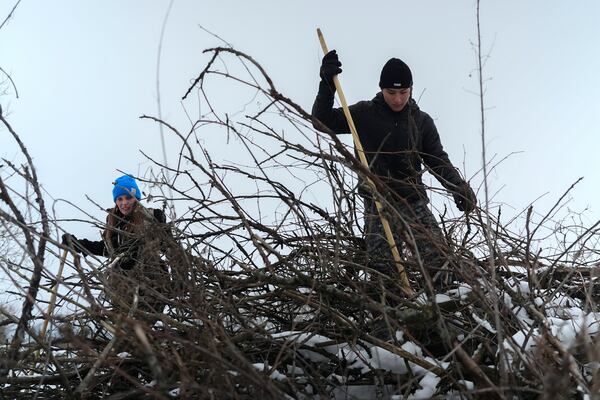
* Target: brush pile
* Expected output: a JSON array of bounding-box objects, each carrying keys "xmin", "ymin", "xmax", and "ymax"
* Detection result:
[{"xmin": 1, "ymin": 48, "xmax": 599, "ymax": 399}]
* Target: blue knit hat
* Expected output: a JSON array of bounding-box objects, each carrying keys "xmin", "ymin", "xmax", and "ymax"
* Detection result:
[{"xmin": 112, "ymin": 174, "xmax": 142, "ymax": 202}]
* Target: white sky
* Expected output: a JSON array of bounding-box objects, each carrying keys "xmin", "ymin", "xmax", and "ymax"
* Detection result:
[{"xmin": 1, "ymin": 0, "xmax": 599, "ymax": 241}]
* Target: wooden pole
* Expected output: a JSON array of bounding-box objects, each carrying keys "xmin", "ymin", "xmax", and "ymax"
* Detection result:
[{"xmin": 316, "ymin": 28, "xmax": 414, "ymax": 296}]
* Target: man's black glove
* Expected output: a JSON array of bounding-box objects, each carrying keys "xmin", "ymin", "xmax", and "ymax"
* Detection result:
[
  {"xmin": 452, "ymin": 182, "xmax": 477, "ymax": 213},
  {"xmin": 320, "ymin": 50, "xmax": 342, "ymax": 83},
  {"xmin": 61, "ymin": 233, "xmax": 82, "ymax": 253}
]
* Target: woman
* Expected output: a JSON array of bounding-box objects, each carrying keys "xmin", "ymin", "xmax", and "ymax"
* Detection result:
[{"xmin": 63, "ymin": 174, "xmax": 170, "ymax": 315}]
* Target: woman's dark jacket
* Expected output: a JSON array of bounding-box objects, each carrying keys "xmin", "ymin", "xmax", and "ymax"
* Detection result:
[
  {"xmin": 77, "ymin": 207, "xmax": 166, "ymax": 270},
  {"xmin": 312, "ymin": 83, "xmax": 465, "ymax": 202}
]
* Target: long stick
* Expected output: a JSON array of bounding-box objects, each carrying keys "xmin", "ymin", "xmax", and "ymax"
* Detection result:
[
  {"xmin": 39, "ymin": 248, "xmax": 69, "ymax": 340},
  {"xmin": 317, "ymin": 28, "xmax": 414, "ymax": 296}
]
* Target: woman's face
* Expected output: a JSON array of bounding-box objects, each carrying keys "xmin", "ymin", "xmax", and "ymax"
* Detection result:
[{"xmin": 115, "ymin": 195, "xmax": 136, "ymax": 216}]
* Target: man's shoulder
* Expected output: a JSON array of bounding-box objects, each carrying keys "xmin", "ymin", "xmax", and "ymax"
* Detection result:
[
  {"xmin": 409, "ymin": 103, "xmax": 434, "ymax": 126},
  {"xmin": 351, "ymin": 99, "xmax": 374, "ymax": 110},
  {"xmin": 349, "ymin": 99, "xmax": 382, "ymax": 117}
]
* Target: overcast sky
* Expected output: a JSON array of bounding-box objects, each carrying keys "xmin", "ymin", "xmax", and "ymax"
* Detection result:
[{"xmin": 2, "ymin": 0, "xmax": 599, "ymax": 241}]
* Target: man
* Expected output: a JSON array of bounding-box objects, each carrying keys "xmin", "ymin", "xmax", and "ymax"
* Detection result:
[{"xmin": 312, "ymin": 50, "xmax": 476, "ymax": 286}]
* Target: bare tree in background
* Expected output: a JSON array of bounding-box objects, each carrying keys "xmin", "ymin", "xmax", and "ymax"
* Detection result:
[{"xmin": 0, "ymin": 0, "xmax": 21, "ymax": 99}]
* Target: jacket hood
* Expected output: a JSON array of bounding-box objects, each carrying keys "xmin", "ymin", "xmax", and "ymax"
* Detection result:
[{"xmin": 372, "ymin": 91, "xmax": 385, "ymax": 105}]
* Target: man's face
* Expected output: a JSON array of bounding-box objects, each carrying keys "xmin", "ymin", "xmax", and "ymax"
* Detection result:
[
  {"xmin": 116, "ymin": 195, "xmax": 136, "ymax": 216},
  {"xmin": 382, "ymin": 87, "xmax": 412, "ymax": 112}
]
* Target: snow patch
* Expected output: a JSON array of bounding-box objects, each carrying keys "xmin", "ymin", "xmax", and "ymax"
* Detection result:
[{"xmin": 408, "ymin": 371, "xmax": 440, "ymax": 399}]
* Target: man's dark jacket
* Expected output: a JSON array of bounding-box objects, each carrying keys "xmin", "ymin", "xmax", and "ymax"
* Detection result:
[{"xmin": 312, "ymin": 83, "xmax": 465, "ymax": 202}]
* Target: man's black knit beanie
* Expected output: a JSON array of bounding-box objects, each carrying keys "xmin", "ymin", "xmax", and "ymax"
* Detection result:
[{"xmin": 379, "ymin": 58, "xmax": 413, "ymax": 89}]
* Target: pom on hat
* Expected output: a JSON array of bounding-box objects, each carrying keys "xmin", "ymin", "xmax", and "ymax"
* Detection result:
[
  {"xmin": 379, "ymin": 58, "xmax": 413, "ymax": 89},
  {"xmin": 112, "ymin": 174, "xmax": 142, "ymax": 202}
]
